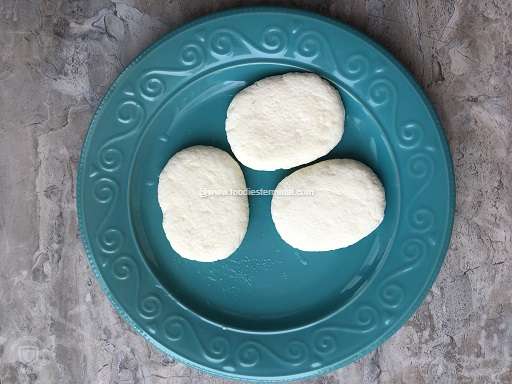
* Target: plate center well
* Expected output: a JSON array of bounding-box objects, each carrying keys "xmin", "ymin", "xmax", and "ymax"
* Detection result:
[{"xmin": 129, "ymin": 62, "xmax": 399, "ymax": 331}]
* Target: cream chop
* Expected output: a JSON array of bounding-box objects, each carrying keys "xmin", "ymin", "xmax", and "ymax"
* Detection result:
[
  {"xmin": 271, "ymin": 159, "xmax": 385, "ymax": 251},
  {"xmin": 158, "ymin": 146, "xmax": 249, "ymax": 262},
  {"xmin": 225, "ymin": 72, "xmax": 345, "ymax": 171}
]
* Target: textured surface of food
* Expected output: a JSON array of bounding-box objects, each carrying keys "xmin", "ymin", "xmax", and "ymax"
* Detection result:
[
  {"xmin": 158, "ymin": 146, "xmax": 249, "ymax": 261},
  {"xmin": 272, "ymin": 159, "xmax": 385, "ymax": 251},
  {"xmin": 226, "ymin": 72, "xmax": 345, "ymax": 170}
]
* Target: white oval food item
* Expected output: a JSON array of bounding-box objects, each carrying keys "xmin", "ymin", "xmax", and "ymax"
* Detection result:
[
  {"xmin": 158, "ymin": 146, "xmax": 249, "ymax": 262},
  {"xmin": 271, "ymin": 159, "xmax": 385, "ymax": 251},
  {"xmin": 225, "ymin": 72, "xmax": 345, "ymax": 171}
]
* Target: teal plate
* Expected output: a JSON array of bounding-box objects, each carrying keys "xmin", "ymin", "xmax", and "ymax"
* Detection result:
[{"xmin": 77, "ymin": 7, "xmax": 454, "ymax": 382}]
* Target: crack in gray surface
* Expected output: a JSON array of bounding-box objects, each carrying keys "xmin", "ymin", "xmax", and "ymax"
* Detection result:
[{"xmin": 0, "ymin": 0, "xmax": 511, "ymax": 383}]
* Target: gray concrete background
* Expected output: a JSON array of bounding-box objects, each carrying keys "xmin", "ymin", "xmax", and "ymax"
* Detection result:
[{"xmin": 0, "ymin": 0, "xmax": 511, "ymax": 383}]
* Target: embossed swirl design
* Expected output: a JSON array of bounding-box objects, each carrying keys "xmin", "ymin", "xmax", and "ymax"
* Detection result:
[
  {"xmin": 135, "ymin": 25, "xmax": 375, "ymax": 107},
  {"xmin": 236, "ymin": 340, "xmax": 308, "ymax": 368},
  {"xmin": 377, "ymin": 233, "xmax": 431, "ymax": 309},
  {"xmin": 261, "ymin": 27, "xmax": 288, "ymax": 53},
  {"xmin": 93, "ymin": 177, "xmax": 117, "ymax": 204},
  {"xmin": 138, "ymin": 43, "xmax": 206, "ymax": 100},
  {"xmin": 111, "ymin": 256, "xmax": 162, "ymax": 320},
  {"xmin": 397, "ymin": 121, "xmax": 424, "ymax": 149},
  {"xmin": 377, "ymin": 117, "xmax": 435, "ymax": 310},
  {"xmin": 209, "ymin": 27, "xmax": 288, "ymax": 56},
  {"xmin": 368, "ymin": 78, "xmax": 397, "ymax": 123},
  {"xmin": 85, "ymin": 21, "xmax": 443, "ymax": 372},
  {"xmin": 93, "ymin": 177, "xmax": 123, "ymax": 267},
  {"xmin": 138, "ymin": 26, "xmax": 290, "ymax": 102},
  {"xmin": 91, "ymin": 99, "xmax": 146, "ymax": 267},
  {"xmin": 163, "ymin": 316, "xmax": 230, "ymax": 363},
  {"xmin": 311, "ymin": 305, "xmax": 379, "ymax": 355},
  {"xmin": 296, "ymin": 31, "xmax": 324, "ymax": 59},
  {"xmin": 96, "ymin": 100, "xmax": 145, "ymax": 172},
  {"xmin": 98, "ymin": 228, "xmax": 123, "ymax": 255},
  {"xmin": 338, "ymin": 54, "xmax": 370, "ymax": 82}
]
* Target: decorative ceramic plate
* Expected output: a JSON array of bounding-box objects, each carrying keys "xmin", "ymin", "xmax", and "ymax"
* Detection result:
[{"xmin": 77, "ymin": 7, "xmax": 454, "ymax": 382}]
